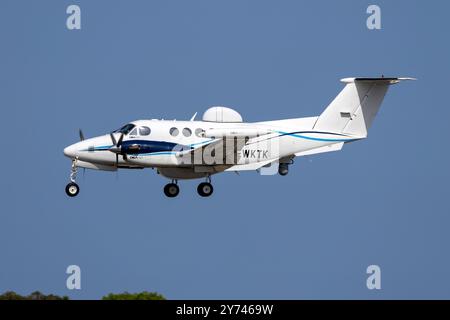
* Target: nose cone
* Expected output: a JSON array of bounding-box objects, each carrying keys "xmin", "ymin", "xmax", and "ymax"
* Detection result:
[{"xmin": 64, "ymin": 143, "xmax": 78, "ymax": 159}]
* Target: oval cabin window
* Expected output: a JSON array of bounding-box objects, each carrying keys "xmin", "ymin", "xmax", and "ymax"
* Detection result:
[
  {"xmin": 195, "ymin": 128, "xmax": 204, "ymax": 137},
  {"xmin": 182, "ymin": 128, "xmax": 192, "ymax": 137}
]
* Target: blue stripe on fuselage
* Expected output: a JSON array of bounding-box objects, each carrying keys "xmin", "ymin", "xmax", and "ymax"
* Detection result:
[
  {"xmin": 88, "ymin": 139, "xmax": 214, "ymax": 156},
  {"xmin": 275, "ymin": 131, "xmax": 356, "ymax": 142}
]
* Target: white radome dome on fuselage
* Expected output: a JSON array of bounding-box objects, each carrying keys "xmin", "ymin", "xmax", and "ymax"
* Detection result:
[{"xmin": 202, "ymin": 106, "xmax": 243, "ymax": 123}]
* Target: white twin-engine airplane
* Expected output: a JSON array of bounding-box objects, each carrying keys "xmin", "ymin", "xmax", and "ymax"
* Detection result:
[{"xmin": 63, "ymin": 77, "xmax": 414, "ymax": 198}]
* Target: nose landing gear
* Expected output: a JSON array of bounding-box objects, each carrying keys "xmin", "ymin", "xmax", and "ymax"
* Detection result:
[{"xmin": 65, "ymin": 159, "xmax": 80, "ymax": 197}]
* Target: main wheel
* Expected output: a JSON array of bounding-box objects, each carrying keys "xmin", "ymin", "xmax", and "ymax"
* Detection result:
[
  {"xmin": 197, "ymin": 182, "xmax": 213, "ymax": 197},
  {"xmin": 65, "ymin": 182, "xmax": 80, "ymax": 197},
  {"xmin": 164, "ymin": 183, "xmax": 179, "ymax": 198}
]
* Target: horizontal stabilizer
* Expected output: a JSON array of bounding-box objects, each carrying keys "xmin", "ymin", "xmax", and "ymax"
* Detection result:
[{"xmin": 341, "ymin": 77, "xmax": 417, "ymax": 84}]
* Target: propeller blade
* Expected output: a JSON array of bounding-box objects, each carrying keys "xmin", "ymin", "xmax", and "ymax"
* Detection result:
[
  {"xmin": 110, "ymin": 133, "xmax": 117, "ymax": 146},
  {"xmin": 117, "ymin": 133, "xmax": 124, "ymax": 147},
  {"xmin": 109, "ymin": 133, "xmax": 125, "ymax": 160},
  {"xmin": 79, "ymin": 129, "xmax": 85, "ymax": 141}
]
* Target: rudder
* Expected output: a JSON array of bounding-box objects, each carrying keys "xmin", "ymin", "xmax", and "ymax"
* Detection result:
[{"xmin": 313, "ymin": 77, "xmax": 414, "ymax": 137}]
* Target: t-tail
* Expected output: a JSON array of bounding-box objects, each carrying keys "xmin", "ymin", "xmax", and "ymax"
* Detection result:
[{"xmin": 313, "ymin": 77, "xmax": 416, "ymax": 137}]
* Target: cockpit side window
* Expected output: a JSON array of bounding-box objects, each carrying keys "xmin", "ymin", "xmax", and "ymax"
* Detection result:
[
  {"xmin": 114, "ymin": 123, "xmax": 136, "ymax": 135},
  {"xmin": 139, "ymin": 126, "xmax": 151, "ymax": 136},
  {"xmin": 129, "ymin": 128, "xmax": 138, "ymax": 136}
]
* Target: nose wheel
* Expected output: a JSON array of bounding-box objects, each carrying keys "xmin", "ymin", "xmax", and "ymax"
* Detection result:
[
  {"xmin": 65, "ymin": 182, "xmax": 80, "ymax": 197},
  {"xmin": 164, "ymin": 181, "xmax": 180, "ymax": 198},
  {"xmin": 65, "ymin": 159, "xmax": 80, "ymax": 197}
]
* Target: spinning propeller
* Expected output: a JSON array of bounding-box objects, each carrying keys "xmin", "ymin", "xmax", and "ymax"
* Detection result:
[
  {"xmin": 109, "ymin": 133, "xmax": 125, "ymax": 166},
  {"xmin": 79, "ymin": 129, "xmax": 85, "ymax": 141}
]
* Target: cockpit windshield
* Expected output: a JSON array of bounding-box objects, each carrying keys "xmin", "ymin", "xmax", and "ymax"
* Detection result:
[{"xmin": 113, "ymin": 123, "xmax": 136, "ymax": 135}]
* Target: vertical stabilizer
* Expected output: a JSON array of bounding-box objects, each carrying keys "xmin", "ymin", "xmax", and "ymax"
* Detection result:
[{"xmin": 313, "ymin": 77, "xmax": 415, "ymax": 137}]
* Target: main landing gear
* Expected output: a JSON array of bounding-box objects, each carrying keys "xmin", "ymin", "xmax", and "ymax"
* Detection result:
[
  {"xmin": 65, "ymin": 159, "xmax": 80, "ymax": 197},
  {"xmin": 197, "ymin": 176, "xmax": 213, "ymax": 197},
  {"xmin": 164, "ymin": 180, "xmax": 180, "ymax": 198},
  {"xmin": 163, "ymin": 177, "xmax": 214, "ymax": 198}
]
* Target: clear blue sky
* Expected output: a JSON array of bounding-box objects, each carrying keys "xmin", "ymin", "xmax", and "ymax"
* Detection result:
[{"xmin": 0, "ymin": 0, "xmax": 449, "ymax": 299}]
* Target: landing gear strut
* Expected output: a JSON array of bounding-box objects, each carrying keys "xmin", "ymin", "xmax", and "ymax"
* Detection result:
[
  {"xmin": 164, "ymin": 180, "xmax": 180, "ymax": 198},
  {"xmin": 65, "ymin": 159, "xmax": 80, "ymax": 197},
  {"xmin": 197, "ymin": 176, "xmax": 213, "ymax": 197}
]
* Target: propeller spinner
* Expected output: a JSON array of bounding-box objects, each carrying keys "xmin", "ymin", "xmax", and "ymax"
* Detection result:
[{"xmin": 109, "ymin": 133, "xmax": 125, "ymax": 166}]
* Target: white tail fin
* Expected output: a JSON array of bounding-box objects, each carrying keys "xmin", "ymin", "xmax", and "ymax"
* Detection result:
[{"xmin": 313, "ymin": 77, "xmax": 415, "ymax": 137}]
